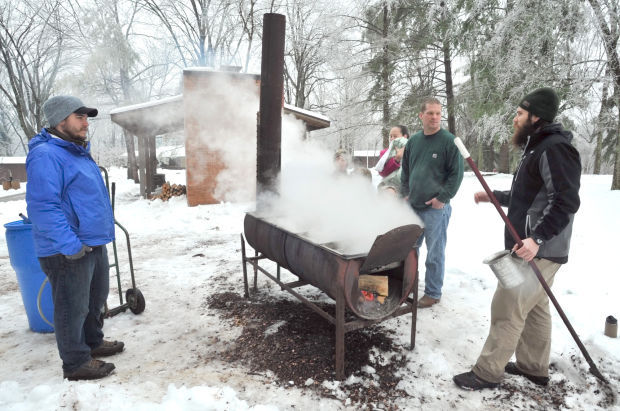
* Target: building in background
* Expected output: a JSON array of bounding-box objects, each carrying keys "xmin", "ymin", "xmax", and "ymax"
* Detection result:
[{"xmin": 111, "ymin": 68, "xmax": 330, "ymax": 205}]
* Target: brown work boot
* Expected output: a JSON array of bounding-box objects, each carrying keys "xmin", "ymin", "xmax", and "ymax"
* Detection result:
[
  {"xmin": 418, "ymin": 294, "xmax": 440, "ymax": 308},
  {"xmin": 91, "ymin": 340, "xmax": 124, "ymax": 357},
  {"xmin": 63, "ymin": 359, "xmax": 115, "ymax": 381}
]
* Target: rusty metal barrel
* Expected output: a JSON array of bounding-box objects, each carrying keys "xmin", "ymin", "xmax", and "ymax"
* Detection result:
[{"xmin": 243, "ymin": 213, "xmax": 422, "ymax": 320}]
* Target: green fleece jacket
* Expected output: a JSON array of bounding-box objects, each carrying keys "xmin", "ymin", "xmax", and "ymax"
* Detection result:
[{"xmin": 400, "ymin": 128, "xmax": 464, "ymax": 210}]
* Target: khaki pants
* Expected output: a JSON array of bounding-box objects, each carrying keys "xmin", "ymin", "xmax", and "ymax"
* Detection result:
[{"xmin": 473, "ymin": 258, "xmax": 561, "ymax": 383}]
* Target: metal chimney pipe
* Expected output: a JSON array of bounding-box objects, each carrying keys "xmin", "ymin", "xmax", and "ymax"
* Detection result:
[{"xmin": 257, "ymin": 13, "xmax": 285, "ymax": 198}]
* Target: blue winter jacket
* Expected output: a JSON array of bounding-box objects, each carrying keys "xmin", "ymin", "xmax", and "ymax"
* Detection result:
[{"xmin": 26, "ymin": 128, "xmax": 115, "ymax": 257}]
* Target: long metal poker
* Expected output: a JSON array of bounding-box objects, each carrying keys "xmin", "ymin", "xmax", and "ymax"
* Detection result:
[{"xmin": 454, "ymin": 137, "xmax": 608, "ymax": 384}]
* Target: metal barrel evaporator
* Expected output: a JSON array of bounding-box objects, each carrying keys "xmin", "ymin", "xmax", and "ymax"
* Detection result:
[{"xmin": 243, "ymin": 212, "xmax": 422, "ymax": 320}]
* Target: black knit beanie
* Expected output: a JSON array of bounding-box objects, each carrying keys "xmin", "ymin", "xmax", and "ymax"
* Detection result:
[{"xmin": 518, "ymin": 87, "xmax": 559, "ymax": 122}]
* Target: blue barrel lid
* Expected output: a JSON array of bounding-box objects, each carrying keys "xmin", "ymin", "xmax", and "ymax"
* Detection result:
[{"xmin": 4, "ymin": 220, "xmax": 32, "ymax": 231}]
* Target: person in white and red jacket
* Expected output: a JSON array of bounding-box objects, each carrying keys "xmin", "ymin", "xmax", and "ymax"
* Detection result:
[{"xmin": 375, "ymin": 125, "xmax": 409, "ymax": 177}]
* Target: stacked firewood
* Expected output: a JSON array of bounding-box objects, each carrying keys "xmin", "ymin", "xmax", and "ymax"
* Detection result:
[
  {"xmin": 2, "ymin": 179, "xmax": 20, "ymax": 190},
  {"xmin": 152, "ymin": 182, "xmax": 186, "ymax": 201}
]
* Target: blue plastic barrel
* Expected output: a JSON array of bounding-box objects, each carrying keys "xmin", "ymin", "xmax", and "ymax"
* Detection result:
[{"xmin": 4, "ymin": 220, "xmax": 54, "ymax": 333}]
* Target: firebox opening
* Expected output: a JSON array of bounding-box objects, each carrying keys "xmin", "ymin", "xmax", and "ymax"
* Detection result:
[{"xmin": 355, "ymin": 264, "xmax": 405, "ymax": 318}]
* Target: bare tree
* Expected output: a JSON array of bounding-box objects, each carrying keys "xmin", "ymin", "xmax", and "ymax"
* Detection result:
[
  {"xmin": 76, "ymin": 0, "xmax": 180, "ymax": 180},
  {"xmin": 588, "ymin": 0, "xmax": 620, "ymax": 189},
  {"xmin": 282, "ymin": 0, "xmax": 332, "ymax": 110},
  {"xmin": 0, "ymin": 107, "xmax": 18, "ymax": 155},
  {"xmin": 238, "ymin": 0, "xmax": 259, "ymax": 72},
  {"xmin": 139, "ymin": 0, "xmax": 247, "ymax": 68},
  {"xmin": 0, "ymin": 0, "xmax": 65, "ymax": 146},
  {"xmin": 591, "ymin": 70, "xmax": 615, "ymax": 175}
]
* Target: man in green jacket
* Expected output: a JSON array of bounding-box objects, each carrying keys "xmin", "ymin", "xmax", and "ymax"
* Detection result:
[{"xmin": 400, "ymin": 97, "xmax": 464, "ymax": 308}]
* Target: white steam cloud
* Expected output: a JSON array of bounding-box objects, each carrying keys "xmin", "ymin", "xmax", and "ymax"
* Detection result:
[
  {"xmin": 181, "ymin": 72, "xmax": 421, "ymax": 254},
  {"xmin": 257, "ymin": 114, "xmax": 422, "ymax": 255}
]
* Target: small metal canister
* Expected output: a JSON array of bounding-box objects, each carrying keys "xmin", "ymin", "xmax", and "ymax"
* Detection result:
[
  {"xmin": 483, "ymin": 250, "xmax": 530, "ymax": 289},
  {"xmin": 605, "ymin": 316, "xmax": 618, "ymax": 338}
]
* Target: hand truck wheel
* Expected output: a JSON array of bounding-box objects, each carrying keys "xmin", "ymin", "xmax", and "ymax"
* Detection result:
[{"xmin": 126, "ymin": 288, "xmax": 145, "ymax": 314}]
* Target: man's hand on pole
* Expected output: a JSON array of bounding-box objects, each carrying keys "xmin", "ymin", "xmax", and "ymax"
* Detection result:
[{"xmin": 512, "ymin": 238, "xmax": 539, "ymax": 262}]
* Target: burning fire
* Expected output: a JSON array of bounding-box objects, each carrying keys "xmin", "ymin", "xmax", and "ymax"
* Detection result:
[
  {"xmin": 360, "ymin": 290, "xmax": 386, "ymax": 304},
  {"xmin": 361, "ymin": 290, "xmax": 375, "ymax": 301}
]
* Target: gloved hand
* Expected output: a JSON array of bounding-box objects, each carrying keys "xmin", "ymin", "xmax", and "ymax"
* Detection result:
[{"xmin": 65, "ymin": 245, "xmax": 93, "ymax": 260}]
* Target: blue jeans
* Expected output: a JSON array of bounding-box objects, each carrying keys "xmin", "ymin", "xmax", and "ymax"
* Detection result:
[
  {"xmin": 39, "ymin": 246, "xmax": 109, "ymax": 372},
  {"xmin": 415, "ymin": 203, "xmax": 452, "ymax": 299}
]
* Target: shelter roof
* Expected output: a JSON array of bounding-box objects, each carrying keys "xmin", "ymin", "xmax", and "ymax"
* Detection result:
[
  {"xmin": 110, "ymin": 95, "xmax": 330, "ymax": 135},
  {"xmin": 110, "ymin": 95, "xmax": 183, "ymax": 136},
  {"xmin": 283, "ymin": 103, "xmax": 330, "ymax": 131},
  {"xmin": 0, "ymin": 157, "xmax": 26, "ymax": 164}
]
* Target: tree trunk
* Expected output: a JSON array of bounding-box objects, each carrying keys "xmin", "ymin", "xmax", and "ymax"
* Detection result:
[
  {"xmin": 295, "ymin": 68, "xmax": 306, "ymax": 108},
  {"xmin": 443, "ymin": 40, "xmax": 456, "ymax": 134},
  {"xmin": 498, "ymin": 141, "xmax": 510, "ymax": 173},
  {"xmin": 613, "ymin": 127, "xmax": 620, "ymax": 189},
  {"xmin": 594, "ymin": 72, "xmax": 613, "ymax": 174},
  {"xmin": 587, "ymin": 0, "xmax": 620, "ymax": 189},
  {"xmin": 484, "ymin": 141, "xmax": 495, "ymax": 171},
  {"xmin": 117, "ymin": 62, "xmax": 138, "ymax": 182},
  {"xmin": 381, "ymin": 3, "xmax": 391, "ymax": 148},
  {"xmin": 476, "ymin": 138, "xmax": 484, "ymax": 170},
  {"xmin": 593, "ymin": 103, "xmax": 606, "ymax": 175},
  {"xmin": 593, "ymin": 131, "xmax": 603, "ymax": 175}
]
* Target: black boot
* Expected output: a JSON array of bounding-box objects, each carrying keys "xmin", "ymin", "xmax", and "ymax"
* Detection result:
[
  {"xmin": 505, "ymin": 362, "xmax": 549, "ymax": 386},
  {"xmin": 453, "ymin": 371, "xmax": 499, "ymax": 390}
]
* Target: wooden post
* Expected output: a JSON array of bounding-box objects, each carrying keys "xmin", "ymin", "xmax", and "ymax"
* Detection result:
[
  {"xmin": 137, "ymin": 134, "xmax": 147, "ymax": 198},
  {"xmin": 335, "ymin": 289, "xmax": 345, "ymax": 380},
  {"xmin": 146, "ymin": 135, "xmax": 156, "ymax": 195}
]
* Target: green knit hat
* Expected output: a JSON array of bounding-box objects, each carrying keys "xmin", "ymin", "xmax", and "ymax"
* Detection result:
[{"xmin": 518, "ymin": 87, "xmax": 560, "ymax": 122}]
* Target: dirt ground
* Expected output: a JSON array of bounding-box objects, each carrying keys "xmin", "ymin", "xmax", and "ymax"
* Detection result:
[
  {"xmin": 206, "ymin": 290, "xmax": 615, "ymax": 409},
  {"xmin": 207, "ymin": 291, "xmax": 408, "ymax": 408}
]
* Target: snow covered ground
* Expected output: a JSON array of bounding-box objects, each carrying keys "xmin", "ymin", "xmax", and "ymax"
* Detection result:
[
  {"xmin": 0, "ymin": 167, "xmax": 619, "ymax": 410},
  {"xmin": 0, "ymin": 184, "xmax": 26, "ymax": 200}
]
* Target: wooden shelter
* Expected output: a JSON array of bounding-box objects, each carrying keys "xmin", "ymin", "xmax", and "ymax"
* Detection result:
[
  {"xmin": 110, "ymin": 95, "xmax": 183, "ymax": 198},
  {"xmin": 110, "ymin": 70, "xmax": 330, "ymax": 203}
]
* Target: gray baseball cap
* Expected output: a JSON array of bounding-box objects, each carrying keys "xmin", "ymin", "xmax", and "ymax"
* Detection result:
[{"xmin": 43, "ymin": 95, "xmax": 98, "ymax": 128}]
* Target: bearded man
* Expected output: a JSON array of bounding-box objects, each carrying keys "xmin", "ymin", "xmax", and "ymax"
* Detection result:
[
  {"xmin": 26, "ymin": 96, "xmax": 123, "ymax": 380},
  {"xmin": 453, "ymin": 88, "xmax": 582, "ymax": 390}
]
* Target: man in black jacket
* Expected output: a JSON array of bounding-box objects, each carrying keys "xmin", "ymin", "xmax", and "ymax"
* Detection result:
[{"xmin": 453, "ymin": 87, "xmax": 581, "ymax": 390}]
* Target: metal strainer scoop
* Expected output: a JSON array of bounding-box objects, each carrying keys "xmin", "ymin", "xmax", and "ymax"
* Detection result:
[{"xmin": 483, "ymin": 250, "xmax": 529, "ymax": 289}]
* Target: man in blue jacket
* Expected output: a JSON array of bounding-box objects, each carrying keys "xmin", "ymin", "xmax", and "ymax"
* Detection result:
[{"xmin": 26, "ymin": 95, "xmax": 123, "ymax": 380}]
